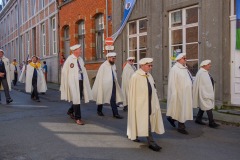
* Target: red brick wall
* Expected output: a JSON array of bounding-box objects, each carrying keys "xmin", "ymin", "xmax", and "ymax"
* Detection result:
[{"xmin": 58, "ymin": 0, "xmax": 113, "ymax": 70}]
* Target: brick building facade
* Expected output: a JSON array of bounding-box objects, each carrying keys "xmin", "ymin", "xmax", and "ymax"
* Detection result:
[
  {"xmin": 58, "ymin": 0, "xmax": 112, "ymax": 83},
  {"xmin": 0, "ymin": 0, "xmax": 59, "ymax": 83}
]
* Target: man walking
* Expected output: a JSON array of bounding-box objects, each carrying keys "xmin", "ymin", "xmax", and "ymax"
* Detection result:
[
  {"xmin": 10, "ymin": 58, "xmax": 18, "ymax": 86},
  {"xmin": 61, "ymin": 44, "xmax": 93, "ymax": 125},
  {"xmin": 92, "ymin": 52, "xmax": 123, "ymax": 119},
  {"xmin": 0, "ymin": 49, "xmax": 13, "ymax": 104},
  {"xmin": 121, "ymin": 57, "xmax": 136, "ymax": 111},
  {"xmin": 166, "ymin": 53, "xmax": 193, "ymax": 134},
  {"xmin": 25, "ymin": 56, "xmax": 47, "ymax": 102},
  {"xmin": 42, "ymin": 61, "xmax": 48, "ymax": 82},
  {"xmin": 193, "ymin": 60, "xmax": 220, "ymax": 128}
]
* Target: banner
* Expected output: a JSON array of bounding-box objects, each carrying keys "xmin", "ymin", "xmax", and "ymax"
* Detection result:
[
  {"xmin": 237, "ymin": 0, "xmax": 240, "ymax": 49},
  {"xmin": 111, "ymin": 0, "xmax": 136, "ymax": 42}
]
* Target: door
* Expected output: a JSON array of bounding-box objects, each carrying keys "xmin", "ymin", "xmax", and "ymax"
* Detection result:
[{"xmin": 230, "ymin": 15, "xmax": 240, "ymax": 105}]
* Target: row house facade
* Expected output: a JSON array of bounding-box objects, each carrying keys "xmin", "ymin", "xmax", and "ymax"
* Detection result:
[
  {"xmin": 112, "ymin": 0, "xmax": 240, "ymax": 106},
  {"xmin": 0, "ymin": 0, "xmax": 59, "ymax": 83},
  {"xmin": 58, "ymin": 0, "xmax": 112, "ymax": 84}
]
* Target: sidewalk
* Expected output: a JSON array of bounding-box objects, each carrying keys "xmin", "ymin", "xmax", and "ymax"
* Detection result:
[{"xmin": 11, "ymin": 82, "xmax": 240, "ymax": 126}]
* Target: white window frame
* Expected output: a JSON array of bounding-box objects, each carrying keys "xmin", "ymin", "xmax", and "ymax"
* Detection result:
[
  {"xmin": 51, "ymin": 17, "xmax": 57, "ymax": 54},
  {"xmin": 169, "ymin": 5, "xmax": 199, "ymax": 75},
  {"xmin": 41, "ymin": 23, "xmax": 46, "ymax": 56},
  {"xmin": 127, "ymin": 18, "xmax": 148, "ymax": 68}
]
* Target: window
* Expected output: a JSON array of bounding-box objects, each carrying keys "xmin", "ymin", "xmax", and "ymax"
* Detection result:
[
  {"xmin": 15, "ymin": 5, "xmax": 18, "ymax": 29},
  {"xmin": 78, "ymin": 20, "xmax": 85, "ymax": 59},
  {"xmin": 169, "ymin": 6, "xmax": 199, "ymax": 76},
  {"xmin": 31, "ymin": 0, "xmax": 36, "ymax": 16},
  {"xmin": 25, "ymin": 0, "xmax": 28, "ymax": 21},
  {"xmin": 26, "ymin": 32, "xmax": 30, "ymax": 56},
  {"xmin": 41, "ymin": 23, "xmax": 46, "ymax": 56},
  {"xmin": 95, "ymin": 14, "xmax": 104, "ymax": 60},
  {"xmin": 40, "ymin": 0, "xmax": 44, "ymax": 10},
  {"xmin": 64, "ymin": 26, "xmax": 70, "ymax": 55},
  {"xmin": 128, "ymin": 18, "xmax": 148, "ymax": 68},
  {"xmin": 20, "ymin": 35, "xmax": 24, "ymax": 61},
  {"xmin": 51, "ymin": 17, "xmax": 57, "ymax": 54}
]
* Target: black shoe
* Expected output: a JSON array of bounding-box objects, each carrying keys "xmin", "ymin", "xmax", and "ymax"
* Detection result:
[
  {"xmin": 149, "ymin": 143, "xmax": 161, "ymax": 152},
  {"xmin": 97, "ymin": 111, "xmax": 104, "ymax": 116},
  {"xmin": 209, "ymin": 122, "xmax": 220, "ymax": 128},
  {"xmin": 132, "ymin": 139, "xmax": 140, "ymax": 142},
  {"xmin": 177, "ymin": 129, "xmax": 189, "ymax": 135},
  {"xmin": 195, "ymin": 120, "xmax": 206, "ymax": 125},
  {"xmin": 6, "ymin": 98, "xmax": 13, "ymax": 104},
  {"xmin": 36, "ymin": 99, "xmax": 40, "ymax": 102},
  {"xmin": 113, "ymin": 114, "xmax": 123, "ymax": 119},
  {"xmin": 167, "ymin": 117, "xmax": 176, "ymax": 127},
  {"xmin": 123, "ymin": 106, "xmax": 128, "ymax": 112}
]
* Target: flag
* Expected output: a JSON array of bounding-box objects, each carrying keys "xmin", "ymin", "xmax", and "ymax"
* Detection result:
[
  {"xmin": 236, "ymin": 0, "xmax": 240, "ymax": 49},
  {"xmin": 111, "ymin": 0, "xmax": 136, "ymax": 42}
]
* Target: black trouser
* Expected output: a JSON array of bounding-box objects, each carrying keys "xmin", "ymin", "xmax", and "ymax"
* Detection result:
[
  {"xmin": 97, "ymin": 81, "xmax": 119, "ymax": 116},
  {"xmin": 13, "ymin": 72, "xmax": 18, "ymax": 86},
  {"xmin": 0, "ymin": 78, "xmax": 11, "ymax": 100},
  {"xmin": 196, "ymin": 108, "xmax": 215, "ymax": 124},
  {"xmin": 147, "ymin": 117, "xmax": 155, "ymax": 145},
  {"xmin": 68, "ymin": 80, "xmax": 84, "ymax": 120},
  {"xmin": 168, "ymin": 116, "xmax": 186, "ymax": 130},
  {"xmin": 31, "ymin": 76, "xmax": 39, "ymax": 100}
]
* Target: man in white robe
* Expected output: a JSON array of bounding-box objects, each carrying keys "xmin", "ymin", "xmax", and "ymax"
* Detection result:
[
  {"xmin": 25, "ymin": 56, "xmax": 47, "ymax": 102},
  {"xmin": 121, "ymin": 56, "xmax": 136, "ymax": 111},
  {"xmin": 19, "ymin": 59, "xmax": 31, "ymax": 83},
  {"xmin": 0, "ymin": 49, "xmax": 13, "ymax": 104},
  {"xmin": 166, "ymin": 53, "xmax": 193, "ymax": 134},
  {"xmin": 92, "ymin": 52, "xmax": 123, "ymax": 119},
  {"xmin": 127, "ymin": 58, "xmax": 165, "ymax": 152},
  {"xmin": 193, "ymin": 60, "xmax": 220, "ymax": 128},
  {"xmin": 60, "ymin": 44, "xmax": 93, "ymax": 125},
  {"xmin": 10, "ymin": 58, "xmax": 18, "ymax": 86}
]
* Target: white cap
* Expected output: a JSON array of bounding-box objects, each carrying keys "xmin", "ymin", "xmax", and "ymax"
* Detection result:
[
  {"xmin": 175, "ymin": 53, "xmax": 186, "ymax": 61},
  {"xmin": 0, "ymin": 49, "xmax": 4, "ymax": 53},
  {"xmin": 127, "ymin": 57, "xmax": 135, "ymax": 60},
  {"xmin": 106, "ymin": 52, "xmax": 117, "ymax": 57},
  {"xmin": 70, "ymin": 44, "xmax": 81, "ymax": 51},
  {"xmin": 200, "ymin": 60, "xmax": 211, "ymax": 67},
  {"xmin": 139, "ymin": 58, "xmax": 153, "ymax": 65},
  {"xmin": 28, "ymin": 58, "xmax": 32, "ymax": 61}
]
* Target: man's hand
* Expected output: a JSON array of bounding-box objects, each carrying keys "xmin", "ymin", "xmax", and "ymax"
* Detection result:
[{"xmin": 0, "ymin": 72, "xmax": 5, "ymax": 77}]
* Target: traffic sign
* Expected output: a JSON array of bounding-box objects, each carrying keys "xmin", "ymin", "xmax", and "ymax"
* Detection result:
[
  {"xmin": 105, "ymin": 45, "xmax": 114, "ymax": 50},
  {"xmin": 105, "ymin": 37, "xmax": 114, "ymax": 45}
]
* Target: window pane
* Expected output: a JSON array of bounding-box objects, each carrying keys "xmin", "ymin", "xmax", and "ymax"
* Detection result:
[
  {"xmin": 140, "ymin": 49, "xmax": 147, "ymax": 59},
  {"xmin": 186, "ymin": 26, "xmax": 198, "ymax": 43},
  {"xmin": 129, "ymin": 22, "xmax": 136, "ymax": 35},
  {"xmin": 171, "ymin": 11, "xmax": 182, "ymax": 27},
  {"xmin": 139, "ymin": 35, "xmax": 147, "ymax": 49},
  {"xmin": 171, "ymin": 29, "xmax": 182, "ymax": 45},
  {"xmin": 129, "ymin": 50, "xmax": 137, "ymax": 62},
  {"xmin": 186, "ymin": 7, "xmax": 198, "ymax": 24},
  {"xmin": 129, "ymin": 37, "xmax": 137, "ymax": 50},
  {"xmin": 186, "ymin": 61, "xmax": 198, "ymax": 76},
  {"xmin": 139, "ymin": 19, "xmax": 147, "ymax": 33},
  {"xmin": 186, "ymin": 43, "xmax": 198, "ymax": 60}
]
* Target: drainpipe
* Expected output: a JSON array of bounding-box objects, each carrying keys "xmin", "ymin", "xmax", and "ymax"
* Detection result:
[
  {"xmin": 56, "ymin": 0, "xmax": 60, "ymax": 84},
  {"xmin": 106, "ymin": 0, "xmax": 108, "ymax": 38}
]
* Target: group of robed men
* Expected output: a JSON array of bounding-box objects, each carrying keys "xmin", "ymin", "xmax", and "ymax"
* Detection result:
[
  {"xmin": 60, "ymin": 44, "xmax": 219, "ymax": 152},
  {"xmin": 0, "ymin": 48, "xmax": 47, "ymax": 104},
  {"xmin": 0, "ymin": 45, "xmax": 219, "ymax": 152}
]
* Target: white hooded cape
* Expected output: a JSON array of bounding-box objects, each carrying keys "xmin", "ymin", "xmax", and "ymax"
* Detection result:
[
  {"xmin": 19, "ymin": 65, "xmax": 26, "ymax": 83},
  {"xmin": 166, "ymin": 62, "xmax": 193, "ymax": 123},
  {"xmin": 60, "ymin": 55, "xmax": 93, "ymax": 104},
  {"xmin": 127, "ymin": 69, "xmax": 165, "ymax": 140},
  {"xmin": 92, "ymin": 60, "xmax": 123, "ymax": 105},
  {"xmin": 25, "ymin": 64, "xmax": 47, "ymax": 93},
  {"xmin": 121, "ymin": 63, "xmax": 135, "ymax": 106},
  {"xmin": 0, "ymin": 56, "xmax": 11, "ymax": 91},
  {"xmin": 193, "ymin": 68, "xmax": 215, "ymax": 111}
]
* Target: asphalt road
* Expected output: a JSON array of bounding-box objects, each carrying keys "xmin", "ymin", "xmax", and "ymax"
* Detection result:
[{"xmin": 0, "ymin": 89, "xmax": 239, "ymax": 160}]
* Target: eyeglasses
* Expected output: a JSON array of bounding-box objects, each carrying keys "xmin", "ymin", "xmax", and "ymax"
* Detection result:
[
  {"xmin": 129, "ymin": 60, "xmax": 134, "ymax": 62},
  {"xmin": 183, "ymin": 57, "xmax": 187, "ymax": 60},
  {"xmin": 110, "ymin": 56, "xmax": 116, "ymax": 59},
  {"xmin": 147, "ymin": 64, "xmax": 153, "ymax": 67}
]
